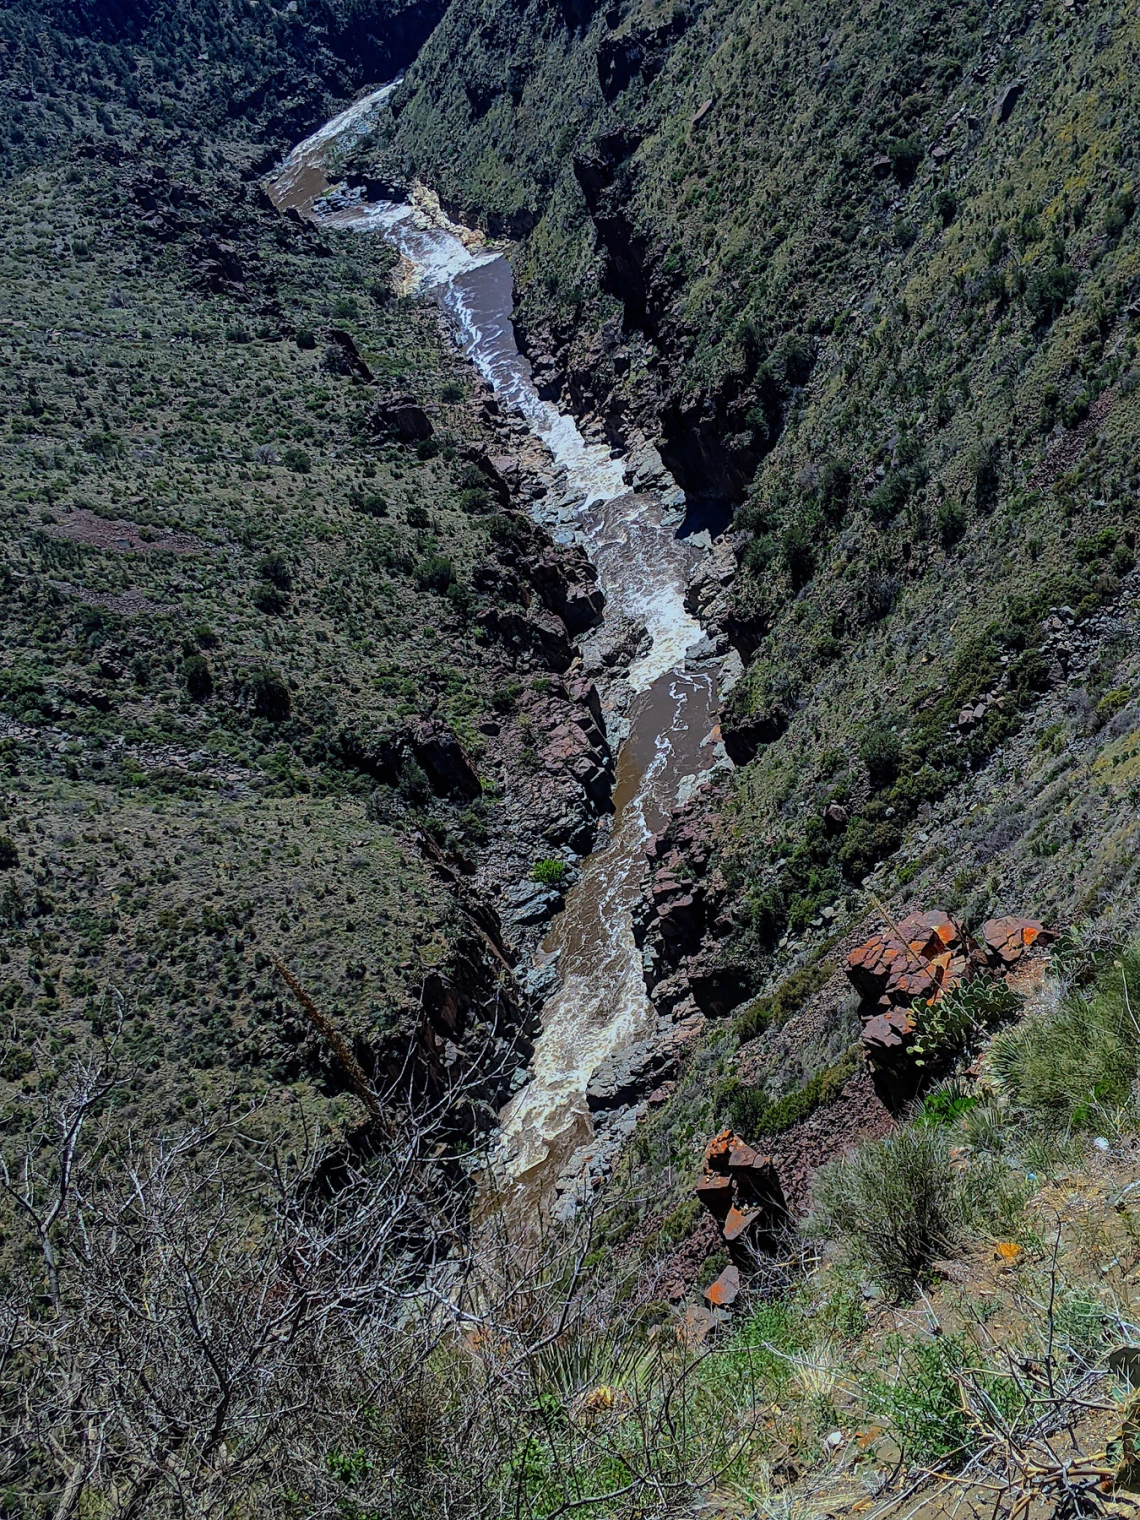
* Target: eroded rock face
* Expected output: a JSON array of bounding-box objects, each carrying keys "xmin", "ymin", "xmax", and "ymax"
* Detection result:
[
  {"xmin": 634, "ymin": 778, "xmax": 739, "ymax": 1033},
  {"xmin": 529, "ymin": 543, "xmax": 605, "ymax": 634},
  {"xmin": 477, "ymin": 604, "xmax": 573, "ymax": 671},
  {"xmin": 408, "ymin": 718, "xmax": 482, "ymax": 801}
]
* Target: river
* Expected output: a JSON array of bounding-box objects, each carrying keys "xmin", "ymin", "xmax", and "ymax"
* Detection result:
[{"xmin": 266, "ymin": 86, "xmax": 724, "ymax": 1216}]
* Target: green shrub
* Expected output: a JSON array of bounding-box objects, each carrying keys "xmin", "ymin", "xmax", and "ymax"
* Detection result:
[
  {"xmin": 868, "ymin": 1334, "xmax": 975, "ymax": 1463},
  {"xmin": 0, "ymin": 838, "xmax": 18, "ymax": 870},
  {"xmin": 812, "ymin": 1126, "xmax": 962, "ymax": 1298},
  {"xmin": 936, "ymin": 498, "xmax": 967, "ymax": 548},
  {"xmin": 397, "ymin": 757, "xmax": 431, "ymax": 806},
  {"xmin": 817, "ymin": 458, "xmax": 851, "ymax": 522},
  {"xmin": 734, "ymin": 961, "xmax": 830, "ymax": 1042},
  {"xmin": 867, "ymin": 471, "xmax": 909, "ymax": 525},
  {"xmin": 934, "ymin": 189, "xmax": 958, "ymax": 226},
  {"xmin": 248, "ymin": 668, "xmax": 291, "ymax": 722},
  {"xmin": 723, "ymin": 1054, "xmax": 857, "ymax": 1140},
  {"xmin": 258, "ymin": 552, "xmax": 292, "ymax": 590},
  {"xmin": 82, "ymin": 429, "xmax": 124, "ymax": 459},
  {"xmin": 915, "ymin": 1082, "xmax": 979, "ymax": 1127},
  {"xmin": 859, "ymin": 723, "xmax": 901, "ymax": 786},
  {"xmin": 658, "ymin": 1198, "xmax": 699, "ymax": 1246},
  {"xmin": 530, "ymin": 858, "xmax": 568, "ymax": 887},
  {"xmin": 1025, "ymin": 263, "xmax": 1078, "ymax": 326},
  {"xmin": 780, "ymin": 518, "xmax": 816, "ymax": 587},
  {"xmin": 990, "ymin": 942, "xmax": 1140, "ymax": 1128},
  {"xmin": 182, "ymin": 654, "xmax": 212, "ymax": 702},
  {"xmin": 885, "ymin": 135, "xmax": 923, "ymax": 183},
  {"xmin": 252, "ymin": 584, "xmax": 289, "ymax": 615},
  {"xmin": 1097, "ymin": 686, "xmax": 1130, "ymax": 719},
  {"xmin": 295, "ymin": 328, "xmax": 316, "ymax": 350},
  {"xmin": 838, "ymin": 817, "xmax": 901, "ymax": 879},
  {"xmin": 281, "ymin": 447, "xmax": 311, "ymax": 473},
  {"xmin": 413, "ymin": 554, "xmax": 455, "ymax": 593},
  {"xmin": 490, "ymin": 683, "xmax": 521, "ymax": 713}
]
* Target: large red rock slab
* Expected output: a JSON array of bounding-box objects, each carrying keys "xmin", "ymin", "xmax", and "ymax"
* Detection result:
[
  {"xmin": 847, "ymin": 909, "xmax": 976, "ymax": 1007},
  {"xmin": 981, "ymin": 915, "xmax": 1057, "ymax": 968}
]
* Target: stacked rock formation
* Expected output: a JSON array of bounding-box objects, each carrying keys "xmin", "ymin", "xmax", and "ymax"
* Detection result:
[
  {"xmin": 849, "ymin": 910, "xmax": 981, "ymax": 1063},
  {"xmin": 694, "ymin": 1130, "xmax": 789, "ymax": 1307}
]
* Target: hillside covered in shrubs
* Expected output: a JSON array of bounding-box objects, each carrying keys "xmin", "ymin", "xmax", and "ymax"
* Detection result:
[{"xmin": 5, "ymin": 0, "xmax": 1140, "ymax": 1516}]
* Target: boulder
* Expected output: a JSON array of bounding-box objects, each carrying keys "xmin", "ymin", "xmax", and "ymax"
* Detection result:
[
  {"xmin": 193, "ymin": 238, "xmax": 244, "ymax": 295},
  {"xmin": 408, "ymin": 720, "xmax": 482, "ymax": 800},
  {"xmin": 702, "ymin": 1263, "xmax": 741, "ymax": 1309},
  {"xmin": 860, "ymin": 1005, "xmax": 915, "ymax": 1056},
  {"xmin": 846, "ymin": 910, "xmax": 974, "ymax": 1007},
  {"xmin": 981, "ymin": 915, "xmax": 1056, "ymax": 969},
  {"xmin": 528, "ymin": 544, "xmax": 605, "ymax": 634},
  {"xmin": 823, "ymin": 802, "xmax": 849, "ymax": 834},
  {"xmin": 372, "ymin": 397, "xmax": 434, "ymax": 443},
  {"xmin": 721, "ymin": 709, "xmax": 788, "ymax": 765},
  {"xmin": 694, "ymin": 1172, "xmax": 733, "ymax": 1218},
  {"xmin": 994, "ymin": 79, "xmax": 1024, "ymax": 123},
  {"xmin": 851, "ymin": 906, "xmax": 1056, "ymax": 1103},
  {"xmin": 323, "ymin": 327, "xmax": 372, "ymax": 383},
  {"xmin": 461, "ymin": 449, "xmax": 511, "ymax": 507},
  {"xmin": 502, "ymin": 885, "xmax": 563, "ymax": 928}
]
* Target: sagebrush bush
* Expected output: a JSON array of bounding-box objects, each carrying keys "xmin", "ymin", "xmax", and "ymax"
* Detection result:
[
  {"xmin": 989, "ymin": 942, "xmax": 1140, "ymax": 1128},
  {"xmin": 812, "ymin": 1126, "xmax": 962, "ymax": 1299}
]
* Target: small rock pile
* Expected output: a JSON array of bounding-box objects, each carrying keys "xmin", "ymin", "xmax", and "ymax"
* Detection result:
[
  {"xmin": 694, "ymin": 1130, "xmax": 789, "ymax": 1308},
  {"xmin": 847, "ymin": 909, "xmax": 1056, "ymax": 1086}
]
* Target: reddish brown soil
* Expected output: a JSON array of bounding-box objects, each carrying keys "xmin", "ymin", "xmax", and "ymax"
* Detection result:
[
  {"xmin": 1028, "ymin": 387, "xmax": 1115, "ymax": 489},
  {"xmin": 50, "ymin": 580, "xmax": 163, "ymax": 617},
  {"xmin": 47, "ymin": 509, "xmax": 206, "ymax": 555},
  {"xmin": 768, "ymin": 1069, "xmax": 894, "ymax": 1216}
]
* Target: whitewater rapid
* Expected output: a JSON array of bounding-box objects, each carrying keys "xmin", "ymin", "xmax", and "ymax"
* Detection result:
[{"xmin": 268, "ymin": 87, "xmax": 721, "ymax": 1208}]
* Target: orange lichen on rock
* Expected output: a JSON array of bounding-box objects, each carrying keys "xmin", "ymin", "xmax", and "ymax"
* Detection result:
[{"xmin": 981, "ymin": 915, "xmax": 1057, "ymax": 969}]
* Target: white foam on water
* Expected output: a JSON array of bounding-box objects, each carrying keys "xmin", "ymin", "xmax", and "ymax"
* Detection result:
[
  {"xmin": 494, "ymin": 669, "xmax": 711, "ymax": 1187},
  {"xmin": 271, "ymin": 81, "xmax": 401, "ymax": 201}
]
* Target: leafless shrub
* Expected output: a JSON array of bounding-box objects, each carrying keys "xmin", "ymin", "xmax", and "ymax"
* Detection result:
[{"xmin": 0, "ymin": 1020, "xmax": 761, "ymax": 1520}]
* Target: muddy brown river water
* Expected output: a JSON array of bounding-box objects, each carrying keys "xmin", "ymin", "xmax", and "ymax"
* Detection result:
[{"xmin": 267, "ymin": 87, "xmax": 725, "ymax": 1214}]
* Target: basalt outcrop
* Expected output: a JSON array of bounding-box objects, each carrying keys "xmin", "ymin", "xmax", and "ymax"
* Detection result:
[
  {"xmin": 694, "ymin": 1130, "xmax": 790, "ymax": 1271},
  {"xmin": 848, "ymin": 910, "xmax": 1057, "ymax": 1099}
]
